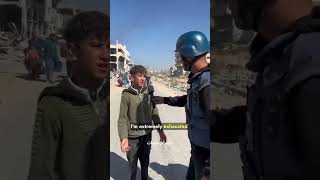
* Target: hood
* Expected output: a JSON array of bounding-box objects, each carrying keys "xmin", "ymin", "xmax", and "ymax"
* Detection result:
[
  {"xmin": 38, "ymin": 78, "xmax": 108, "ymax": 103},
  {"xmin": 247, "ymin": 7, "xmax": 320, "ymax": 72}
]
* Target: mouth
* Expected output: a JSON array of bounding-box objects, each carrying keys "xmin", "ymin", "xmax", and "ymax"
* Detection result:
[
  {"xmin": 96, "ymin": 63, "xmax": 108, "ymax": 72},
  {"xmin": 139, "ymin": 81, "xmax": 145, "ymax": 86}
]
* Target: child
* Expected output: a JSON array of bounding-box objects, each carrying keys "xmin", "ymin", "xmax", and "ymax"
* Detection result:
[
  {"xmin": 28, "ymin": 11, "xmax": 109, "ymax": 180},
  {"xmin": 118, "ymin": 65, "xmax": 166, "ymax": 180}
]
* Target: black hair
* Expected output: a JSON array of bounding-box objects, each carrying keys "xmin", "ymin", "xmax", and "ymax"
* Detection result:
[
  {"xmin": 63, "ymin": 11, "xmax": 109, "ymax": 43},
  {"xmin": 129, "ymin": 65, "xmax": 147, "ymax": 76}
]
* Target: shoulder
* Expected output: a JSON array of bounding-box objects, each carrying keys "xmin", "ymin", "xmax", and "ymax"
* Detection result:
[
  {"xmin": 121, "ymin": 89, "xmax": 132, "ymax": 100},
  {"xmin": 38, "ymin": 95, "xmax": 62, "ymax": 108},
  {"xmin": 37, "ymin": 85, "xmax": 68, "ymax": 110},
  {"xmin": 38, "ymin": 86, "xmax": 63, "ymax": 102},
  {"xmin": 284, "ymin": 32, "xmax": 320, "ymax": 92},
  {"xmin": 122, "ymin": 88, "xmax": 131, "ymax": 94},
  {"xmin": 289, "ymin": 32, "xmax": 320, "ymax": 60},
  {"xmin": 200, "ymin": 71, "xmax": 210, "ymax": 81},
  {"xmin": 198, "ymin": 71, "xmax": 210, "ymax": 90}
]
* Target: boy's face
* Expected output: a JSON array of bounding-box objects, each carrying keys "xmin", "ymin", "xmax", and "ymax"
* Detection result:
[
  {"xmin": 73, "ymin": 35, "xmax": 109, "ymax": 80},
  {"xmin": 130, "ymin": 73, "xmax": 146, "ymax": 89}
]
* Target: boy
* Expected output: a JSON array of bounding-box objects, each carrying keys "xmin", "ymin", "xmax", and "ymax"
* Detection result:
[
  {"xmin": 118, "ymin": 65, "xmax": 166, "ymax": 180},
  {"xmin": 28, "ymin": 11, "xmax": 109, "ymax": 180}
]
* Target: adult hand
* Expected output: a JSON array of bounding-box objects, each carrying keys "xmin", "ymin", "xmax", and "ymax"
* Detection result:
[{"xmin": 153, "ymin": 96, "xmax": 165, "ymax": 104}]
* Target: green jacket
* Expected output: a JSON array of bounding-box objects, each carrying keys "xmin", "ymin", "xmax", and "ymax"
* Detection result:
[
  {"xmin": 117, "ymin": 85, "xmax": 162, "ymax": 141},
  {"xmin": 28, "ymin": 78, "xmax": 109, "ymax": 180}
]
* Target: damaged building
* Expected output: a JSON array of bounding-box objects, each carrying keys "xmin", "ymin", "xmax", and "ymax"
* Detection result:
[
  {"xmin": 110, "ymin": 41, "xmax": 133, "ymax": 73},
  {"xmin": 0, "ymin": 0, "xmax": 74, "ymax": 39},
  {"xmin": 212, "ymin": 0, "xmax": 255, "ymax": 50},
  {"xmin": 212, "ymin": 0, "xmax": 320, "ymax": 51}
]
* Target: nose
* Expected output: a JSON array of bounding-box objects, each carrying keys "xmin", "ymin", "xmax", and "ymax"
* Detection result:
[{"xmin": 99, "ymin": 46, "xmax": 109, "ymax": 62}]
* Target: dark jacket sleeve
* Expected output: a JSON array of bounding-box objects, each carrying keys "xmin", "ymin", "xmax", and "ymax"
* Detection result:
[
  {"xmin": 28, "ymin": 97, "xmax": 62, "ymax": 180},
  {"xmin": 164, "ymin": 95, "xmax": 187, "ymax": 107},
  {"xmin": 211, "ymin": 106, "xmax": 246, "ymax": 143},
  {"xmin": 287, "ymin": 77, "xmax": 320, "ymax": 178},
  {"xmin": 200, "ymin": 86, "xmax": 210, "ymax": 115}
]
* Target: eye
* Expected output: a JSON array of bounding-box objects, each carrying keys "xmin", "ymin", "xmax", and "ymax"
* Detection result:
[{"xmin": 92, "ymin": 44, "xmax": 103, "ymax": 48}]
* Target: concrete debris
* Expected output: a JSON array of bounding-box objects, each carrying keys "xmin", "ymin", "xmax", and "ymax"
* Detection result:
[
  {"xmin": 212, "ymin": 48, "xmax": 255, "ymax": 98},
  {"xmin": 0, "ymin": 31, "xmax": 26, "ymax": 62},
  {"xmin": 153, "ymin": 74, "xmax": 189, "ymax": 93}
]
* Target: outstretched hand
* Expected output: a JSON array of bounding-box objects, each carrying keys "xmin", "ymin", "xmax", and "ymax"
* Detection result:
[{"xmin": 153, "ymin": 96, "xmax": 165, "ymax": 104}]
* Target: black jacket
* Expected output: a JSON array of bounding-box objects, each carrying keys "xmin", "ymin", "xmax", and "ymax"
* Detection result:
[{"xmin": 212, "ymin": 8, "xmax": 320, "ymax": 179}]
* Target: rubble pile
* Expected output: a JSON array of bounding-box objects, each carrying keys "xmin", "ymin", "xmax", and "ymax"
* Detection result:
[
  {"xmin": 0, "ymin": 31, "xmax": 26, "ymax": 62},
  {"xmin": 153, "ymin": 74, "xmax": 189, "ymax": 92},
  {"xmin": 212, "ymin": 48, "xmax": 255, "ymax": 97}
]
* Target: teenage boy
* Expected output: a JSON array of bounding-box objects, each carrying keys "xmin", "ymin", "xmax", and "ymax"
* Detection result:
[
  {"xmin": 118, "ymin": 65, "xmax": 166, "ymax": 180},
  {"xmin": 27, "ymin": 11, "xmax": 109, "ymax": 180}
]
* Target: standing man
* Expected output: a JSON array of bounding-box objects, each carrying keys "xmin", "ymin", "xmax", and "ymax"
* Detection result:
[
  {"xmin": 42, "ymin": 34, "xmax": 60, "ymax": 83},
  {"xmin": 212, "ymin": 0, "xmax": 320, "ymax": 179},
  {"xmin": 28, "ymin": 11, "xmax": 109, "ymax": 180},
  {"xmin": 154, "ymin": 31, "xmax": 210, "ymax": 180}
]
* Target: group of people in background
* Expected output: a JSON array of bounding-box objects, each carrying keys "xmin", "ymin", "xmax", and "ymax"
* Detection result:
[
  {"xmin": 24, "ymin": 32, "xmax": 63, "ymax": 83},
  {"xmin": 116, "ymin": 71, "xmax": 130, "ymax": 88}
]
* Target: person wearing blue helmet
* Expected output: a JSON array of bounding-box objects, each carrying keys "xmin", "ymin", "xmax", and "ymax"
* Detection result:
[
  {"xmin": 212, "ymin": 0, "xmax": 320, "ymax": 179},
  {"xmin": 154, "ymin": 31, "xmax": 210, "ymax": 180}
]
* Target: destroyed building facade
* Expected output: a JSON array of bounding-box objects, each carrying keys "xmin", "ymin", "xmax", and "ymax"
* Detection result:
[
  {"xmin": 212, "ymin": 0, "xmax": 320, "ymax": 50},
  {"xmin": 0, "ymin": 0, "xmax": 80, "ymax": 39},
  {"xmin": 212, "ymin": 0, "xmax": 255, "ymax": 50},
  {"xmin": 110, "ymin": 41, "xmax": 133, "ymax": 73}
]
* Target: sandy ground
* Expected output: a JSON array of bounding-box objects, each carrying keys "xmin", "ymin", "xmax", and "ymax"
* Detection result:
[
  {"xmin": 0, "ymin": 57, "xmax": 65, "ymax": 180},
  {"xmin": 110, "ymin": 80, "xmax": 191, "ymax": 180}
]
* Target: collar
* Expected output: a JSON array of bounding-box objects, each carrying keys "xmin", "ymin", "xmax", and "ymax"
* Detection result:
[
  {"xmin": 130, "ymin": 85, "xmax": 146, "ymax": 95},
  {"xmin": 187, "ymin": 66, "xmax": 210, "ymax": 84},
  {"xmin": 67, "ymin": 78, "xmax": 107, "ymax": 101}
]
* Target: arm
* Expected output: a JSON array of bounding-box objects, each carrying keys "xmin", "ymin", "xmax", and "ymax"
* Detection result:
[
  {"xmin": 211, "ymin": 106, "xmax": 246, "ymax": 143},
  {"xmin": 117, "ymin": 92, "xmax": 129, "ymax": 141},
  {"xmin": 164, "ymin": 95, "xmax": 187, "ymax": 107},
  {"xmin": 153, "ymin": 95, "xmax": 187, "ymax": 107},
  {"xmin": 27, "ymin": 97, "xmax": 61, "ymax": 180},
  {"xmin": 287, "ymin": 78, "xmax": 320, "ymax": 178}
]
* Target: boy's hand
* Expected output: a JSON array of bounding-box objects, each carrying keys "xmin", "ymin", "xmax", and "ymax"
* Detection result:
[
  {"xmin": 121, "ymin": 138, "xmax": 130, "ymax": 153},
  {"xmin": 159, "ymin": 131, "xmax": 167, "ymax": 143}
]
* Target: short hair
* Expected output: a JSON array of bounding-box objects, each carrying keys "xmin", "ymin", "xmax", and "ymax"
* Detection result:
[
  {"xmin": 130, "ymin": 65, "xmax": 147, "ymax": 76},
  {"xmin": 63, "ymin": 11, "xmax": 109, "ymax": 43}
]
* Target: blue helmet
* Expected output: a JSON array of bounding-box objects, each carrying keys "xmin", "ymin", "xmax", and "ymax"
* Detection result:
[{"xmin": 176, "ymin": 31, "xmax": 209, "ymax": 58}]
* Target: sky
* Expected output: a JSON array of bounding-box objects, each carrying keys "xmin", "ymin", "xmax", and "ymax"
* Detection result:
[{"xmin": 110, "ymin": 0, "xmax": 210, "ymax": 69}]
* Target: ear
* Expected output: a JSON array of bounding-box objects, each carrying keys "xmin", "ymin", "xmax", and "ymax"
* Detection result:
[{"xmin": 67, "ymin": 42, "xmax": 78, "ymax": 61}]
